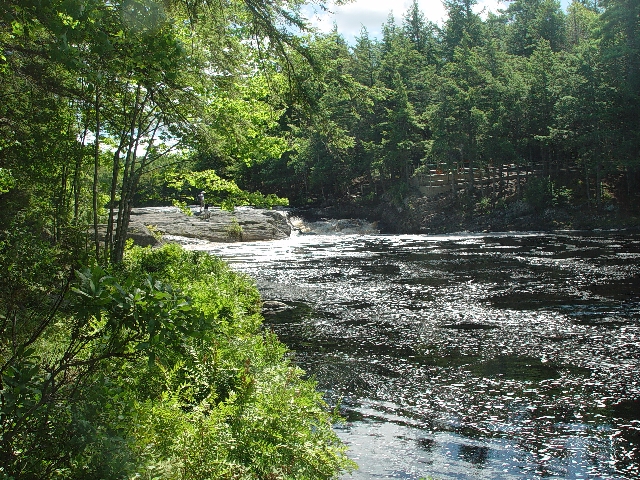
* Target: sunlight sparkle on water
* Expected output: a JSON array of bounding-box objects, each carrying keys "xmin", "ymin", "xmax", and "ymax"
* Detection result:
[{"xmin": 168, "ymin": 228, "xmax": 640, "ymax": 479}]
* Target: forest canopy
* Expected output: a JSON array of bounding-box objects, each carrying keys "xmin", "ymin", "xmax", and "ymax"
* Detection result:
[
  {"xmin": 231, "ymin": 0, "xmax": 639, "ymax": 213},
  {"xmin": 0, "ymin": 0, "xmax": 358, "ymax": 478},
  {"xmin": 1, "ymin": 0, "xmax": 639, "ymax": 478}
]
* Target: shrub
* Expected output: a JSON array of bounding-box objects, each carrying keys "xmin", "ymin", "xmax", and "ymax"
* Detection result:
[
  {"xmin": 476, "ymin": 196, "xmax": 491, "ymax": 215},
  {"xmin": 120, "ymin": 245, "xmax": 356, "ymax": 478},
  {"xmin": 524, "ymin": 176, "xmax": 573, "ymax": 212},
  {"xmin": 226, "ymin": 217, "xmax": 244, "ymax": 241},
  {"xmin": 0, "ymin": 244, "xmax": 355, "ymax": 479}
]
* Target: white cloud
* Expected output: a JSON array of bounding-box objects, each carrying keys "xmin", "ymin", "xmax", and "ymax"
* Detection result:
[
  {"xmin": 305, "ymin": 0, "xmax": 446, "ymax": 41},
  {"xmin": 305, "ymin": 0, "xmax": 569, "ymax": 43},
  {"xmin": 306, "ymin": 0, "xmax": 507, "ymax": 41}
]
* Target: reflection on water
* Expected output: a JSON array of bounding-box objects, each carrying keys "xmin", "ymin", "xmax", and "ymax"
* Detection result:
[{"xmin": 175, "ymin": 229, "xmax": 640, "ymax": 479}]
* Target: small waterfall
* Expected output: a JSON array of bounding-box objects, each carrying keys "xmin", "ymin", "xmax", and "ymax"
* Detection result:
[{"xmin": 288, "ymin": 216, "xmax": 379, "ymax": 235}]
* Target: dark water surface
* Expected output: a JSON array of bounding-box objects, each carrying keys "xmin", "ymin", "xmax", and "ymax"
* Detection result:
[{"xmin": 176, "ymin": 228, "xmax": 640, "ymax": 479}]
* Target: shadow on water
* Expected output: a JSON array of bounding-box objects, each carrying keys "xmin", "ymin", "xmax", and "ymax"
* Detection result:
[
  {"xmin": 612, "ymin": 398, "xmax": 640, "ymax": 421},
  {"xmin": 458, "ymin": 444, "xmax": 490, "ymax": 467},
  {"xmin": 588, "ymin": 276, "xmax": 640, "ymax": 300},
  {"xmin": 470, "ymin": 356, "xmax": 560, "ymax": 381},
  {"xmin": 417, "ymin": 437, "xmax": 437, "ymax": 452},
  {"xmin": 261, "ymin": 300, "xmax": 313, "ymax": 324}
]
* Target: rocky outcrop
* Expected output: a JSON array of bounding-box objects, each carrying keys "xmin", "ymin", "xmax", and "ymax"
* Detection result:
[
  {"xmin": 126, "ymin": 206, "xmax": 291, "ymax": 246},
  {"xmin": 261, "ymin": 300, "xmax": 292, "ymax": 315}
]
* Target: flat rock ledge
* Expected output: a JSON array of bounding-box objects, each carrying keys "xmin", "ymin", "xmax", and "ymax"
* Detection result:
[{"xmin": 125, "ymin": 206, "xmax": 291, "ymax": 247}]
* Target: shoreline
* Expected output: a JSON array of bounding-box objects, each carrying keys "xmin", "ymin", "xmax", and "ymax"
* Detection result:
[{"xmin": 295, "ymin": 194, "xmax": 640, "ymax": 236}]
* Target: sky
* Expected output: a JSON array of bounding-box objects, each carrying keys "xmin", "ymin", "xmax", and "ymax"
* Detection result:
[{"xmin": 304, "ymin": 0, "xmax": 572, "ymax": 43}]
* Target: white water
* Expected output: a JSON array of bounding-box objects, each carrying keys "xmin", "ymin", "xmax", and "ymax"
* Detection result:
[{"xmin": 167, "ymin": 226, "xmax": 640, "ymax": 479}]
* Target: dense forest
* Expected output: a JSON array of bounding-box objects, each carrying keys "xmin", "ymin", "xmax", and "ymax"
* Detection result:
[
  {"xmin": 1, "ymin": 0, "xmax": 639, "ymax": 478},
  {"xmin": 213, "ymin": 0, "xmax": 637, "ymax": 220},
  {"xmin": 250, "ymin": 0, "xmax": 640, "ymax": 216},
  {"xmin": 0, "ymin": 0, "xmax": 357, "ymax": 478}
]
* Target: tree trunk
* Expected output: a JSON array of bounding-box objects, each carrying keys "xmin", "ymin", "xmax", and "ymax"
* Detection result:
[
  {"xmin": 109, "ymin": 85, "xmax": 144, "ymax": 263},
  {"xmin": 56, "ymin": 162, "xmax": 68, "ymax": 243},
  {"xmin": 596, "ymin": 163, "xmax": 602, "ymax": 210},
  {"xmin": 74, "ymin": 124, "xmax": 89, "ymax": 223},
  {"xmin": 112, "ymin": 116, "xmax": 159, "ymax": 264},
  {"xmin": 451, "ymin": 166, "xmax": 457, "ymax": 197},
  {"xmin": 92, "ymin": 88, "xmax": 101, "ymax": 262},
  {"xmin": 585, "ymin": 164, "xmax": 591, "ymax": 203}
]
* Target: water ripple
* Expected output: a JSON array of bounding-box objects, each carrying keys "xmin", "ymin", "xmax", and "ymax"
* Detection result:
[{"xmin": 175, "ymin": 230, "xmax": 640, "ymax": 479}]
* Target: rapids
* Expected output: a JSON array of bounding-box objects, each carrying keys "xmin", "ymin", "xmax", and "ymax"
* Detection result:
[{"xmin": 170, "ymin": 220, "xmax": 640, "ymax": 479}]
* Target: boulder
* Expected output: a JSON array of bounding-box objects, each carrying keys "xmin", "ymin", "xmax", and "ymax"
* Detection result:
[
  {"xmin": 261, "ymin": 300, "xmax": 291, "ymax": 315},
  {"xmin": 127, "ymin": 206, "xmax": 291, "ymax": 245}
]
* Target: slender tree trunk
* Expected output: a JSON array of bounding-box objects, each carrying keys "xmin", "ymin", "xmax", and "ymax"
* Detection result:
[
  {"xmin": 596, "ymin": 163, "xmax": 602, "ymax": 210},
  {"xmin": 451, "ymin": 166, "xmax": 457, "ymax": 197},
  {"xmin": 105, "ymin": 142, "xmax": 123, "ymax": 261},
  {"xmin": 74, "ymin": 124, "xmax": 89, "ymax": 223},
  {"xmin": 113, "ymin": 114, "xmax": 158, "ymax": 264},
  {"xmin": 56, "ymin": 163, "xmax": 68, "ymax": 242},
  {"xmin": 92, "ymin": 87, "xmax": 101, "ymax": 262},
  {"xmin": 585, "ymin": 164, "xmax": 591, "ymax": 203},
  {"xmin": 114, "ymin": 142, "xmax": 138, "ymax": 264},
  {"xmin": 110, "ymin": 85, "xmax": 150, "ymax": 264}
]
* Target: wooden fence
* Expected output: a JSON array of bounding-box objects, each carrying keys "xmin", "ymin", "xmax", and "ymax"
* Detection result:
[{"xmin": 411, "ymin": 165, "xmax": 542, "ymax": 197}]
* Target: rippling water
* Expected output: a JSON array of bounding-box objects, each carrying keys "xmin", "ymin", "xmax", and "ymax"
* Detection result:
[{"xmin": 170, "ymin": 227, "xmax": 640, "ymax": 479}]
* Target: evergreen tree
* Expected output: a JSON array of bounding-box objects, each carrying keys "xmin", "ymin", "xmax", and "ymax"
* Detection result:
[
  {"xmin": 504, "ymin": 0, "xmax": 567, "ymax": 56},
  {"xmin": 378, "ymin": 72, "xmax": 423, "ymax": 189},
  {"xmin": 350, "ymin": 27, "xmax": 380, "ymax": 87},
  {"xmin": 443, "ymin": 0, "xmax": 484, "ymax": 60}
]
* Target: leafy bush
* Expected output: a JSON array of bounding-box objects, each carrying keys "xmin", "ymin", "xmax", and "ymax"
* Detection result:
[
  {"xmin": 0, "ymin": 168, "xmax": 15, "ymax": 194},
  {"xmin": 166, "ymin": 169, "xmax": 289, "ymax": 211},
  {"xmin": 226, "ymin": 217, "xmax": 244, "ymax": 241},
  {"xmin": 476, "ymin": 196, "xmax": 491, "ymax": 215},
  {"xmin": 0, "ymin": 243, "xmax": 355, "ymax": 479},
  {"xmin": 121, "ymin": 245, "xmax": 356, "ymax": 478},
  {"xmin": 523, "ymin": 176, "xmax": 573, "ymax": 212}
]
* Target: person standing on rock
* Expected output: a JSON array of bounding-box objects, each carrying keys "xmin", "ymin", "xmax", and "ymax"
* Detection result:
[{"xmin": 197, "ymin": 191, "xmax": 205, "ymax": 212}]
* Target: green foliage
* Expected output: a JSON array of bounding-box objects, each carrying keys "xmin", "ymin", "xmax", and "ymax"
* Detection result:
[
  {"xmin": 171, "ymin": 199, "xmax": 192, "ymax": 216},
  {"xmin": 119, "ymin": 245, "xmax": 356, "ymax": 478},
  {"xmin": 134, "ymin": 335, "xmax": 355, "ymax": 479},
  {"xmin": 0, "ymin": 244, "xmax": 355, "ymax": 478},
  {"xmin": 0, "ymin": 169, "xmax": 15, "ymax": 194},
  {"xmin": 226, "ymin": 217, "xmax": 244, "ymax": 241},
  {"xmin": 241, "ymin": 0, "xmax": 638, "ymax": 211},
  {"xmin": 477, "ymin": 196, "xmax": 492, "ymax": 214},
  {"xmin": 504, "ymin": 0, "xmax": 566, "ymax": 57},
  {"xmin": 385, "ymin": 182, "xmax": 411, "ymax": 208},
  {"xmin": 524, "ymin": 176, "xmax": 554, "ymax": 211},
  {"xmin": 166, "ymin": 169, "xmax": 289, "ymax": 211},
  {"xmin": 200, "ymin": 75, "xmax": 290, "ymax": 172},
  {"xmin": 524, "ymin": 176, "xmax": 573, "ymax": 212}
]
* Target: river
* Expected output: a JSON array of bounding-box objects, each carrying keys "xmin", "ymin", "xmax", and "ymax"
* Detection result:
[{"xmin": 168, "ymin": 221, "xmax": 640, "ymax": 479}]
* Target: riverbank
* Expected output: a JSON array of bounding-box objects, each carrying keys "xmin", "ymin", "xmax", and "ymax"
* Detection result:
[
  {"xmin": 298, "ymin": 192, "xmax": 640, "ymax": 235},
  {"xmin": 124, "ymin": 206, "xmax": 291, "ymax": 247},
  {"xmin": 125, "ymin": 194, "xmax": 640, "ymax": 249}
]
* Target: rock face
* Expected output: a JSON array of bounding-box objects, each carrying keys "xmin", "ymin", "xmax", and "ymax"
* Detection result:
[
  {"xmin": 127, "ymin": 206, "xmax": 291, "ymax": 246},
  {"xmin": 261, "ymin": 300, "xmax": 291, "ymax": 315}
]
